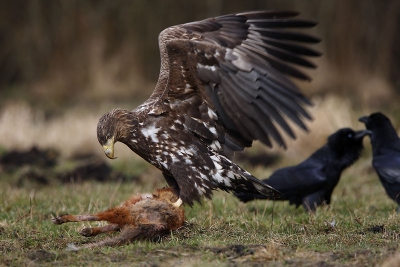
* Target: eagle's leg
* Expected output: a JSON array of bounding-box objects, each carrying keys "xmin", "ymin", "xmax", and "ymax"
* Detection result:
[
  {"xmin": 162, "ymin": 172, "xmax": 182, "ymax": 204},
  {"xmin": 172, "ymin": 198, "xmax": 183, "ymax": 208},
  {"xmin": 162, "ymin": 173, "xmax": 183, "ymax": 207}
]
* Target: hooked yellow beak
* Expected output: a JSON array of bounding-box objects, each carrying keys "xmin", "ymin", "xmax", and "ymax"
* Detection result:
[{"xmin": 103, "ymin": 137, "xmax": 117, "ymax": 159}]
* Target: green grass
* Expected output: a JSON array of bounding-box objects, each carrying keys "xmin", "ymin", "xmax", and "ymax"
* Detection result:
[{"xmin": 0, "ymin": 157, "xmax": 399, "ymax": 266}]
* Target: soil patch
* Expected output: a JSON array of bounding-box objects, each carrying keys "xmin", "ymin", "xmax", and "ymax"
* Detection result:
[
  {"xmin": 26, "ymin": 249, "xmax": 56, "ymax": 262},
  {"xmin": 0, "ymin": 146, "xmax": 58, "ymax": 170},
  {"xmin": 0, "ymin": 147, "xmax": 137, "ymax": 185}
]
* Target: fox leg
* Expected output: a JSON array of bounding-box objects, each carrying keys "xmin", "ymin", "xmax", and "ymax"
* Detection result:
[
  {"xmin": 80, "ymin": 224, "xmax": 121, "ymax": 237},
  {"xmin": 69, "ymin": 224, "xmax": 168, "ymax": 250},
  {"xmin": 52, "ymin": 206, "xmax": 131, "ymax": 225},
  {"xmin": 52, "ymin": 214, "xmax": 100, "ymax": 225},
  {"xmin": 71, "ymin": 227, "xmax": 140, "ymax": 250}
]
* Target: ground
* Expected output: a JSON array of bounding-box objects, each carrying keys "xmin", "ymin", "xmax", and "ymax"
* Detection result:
[{"xmin": 0, "ymin": 144, "xmax": 399, "ymax": 266}]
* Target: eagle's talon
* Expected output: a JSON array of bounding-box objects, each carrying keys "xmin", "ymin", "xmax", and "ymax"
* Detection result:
[{"xmin": 172, "ymin": 198, "xmax": 182, "ymax": 208}]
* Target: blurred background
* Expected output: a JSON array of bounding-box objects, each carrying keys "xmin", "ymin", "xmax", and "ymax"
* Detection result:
[{"xmin": 0, "ymin": 0, "xmax": 399, "ymax": 181}]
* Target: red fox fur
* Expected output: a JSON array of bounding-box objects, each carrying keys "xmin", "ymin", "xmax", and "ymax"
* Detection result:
[{"xmin": 52, "ymin": 187, "xmax": 185, "ymax": 249}]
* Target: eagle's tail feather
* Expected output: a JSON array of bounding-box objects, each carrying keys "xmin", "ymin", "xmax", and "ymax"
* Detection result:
[
  {"xmin": 245, "ymin": 173, "xmax": 283, "ymax": 200},
  {"xmin": 233, "ymin": 192, "xmax": 269, "ymax": 203},
  {"xmin": 216, "ymin": 156, "xmax": 283, "ymax": 200}
]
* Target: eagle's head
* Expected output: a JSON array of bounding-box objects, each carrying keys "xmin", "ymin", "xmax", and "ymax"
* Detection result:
[
  {"xmin": 97, "ymin": 109, "xmax": 119, "ymax": 159},
  {"xmin": 97, "ymin": 108, "xmax": 134, "ymax": 159}
]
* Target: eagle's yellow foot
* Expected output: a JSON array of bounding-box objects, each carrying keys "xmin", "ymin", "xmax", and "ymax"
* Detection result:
[{"xmin": 172, "ymin": 198, "xmax": 182, "ymax": 208}]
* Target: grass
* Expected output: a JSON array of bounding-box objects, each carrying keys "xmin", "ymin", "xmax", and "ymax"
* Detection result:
[
  {"xmin": 1, "ymin": 97, "xmax": 400, "ymax": 266},
  {"xmin": 0, "ymin": 157, "xmax": 400, "ymax": 266}
]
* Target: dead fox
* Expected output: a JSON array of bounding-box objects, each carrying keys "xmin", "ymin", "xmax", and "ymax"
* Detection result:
[{"xmin": 52, "ymin": 187, "xmax": 185, "ymax": 249}]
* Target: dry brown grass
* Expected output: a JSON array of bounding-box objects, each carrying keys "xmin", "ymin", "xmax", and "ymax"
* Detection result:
[
  {"xmin": 0, "ymin": 101, "xmax": 135, "ymax": 160},
  {"xmin": 0, "ymin": 94, "xmax": 375, "ymax": 161}
]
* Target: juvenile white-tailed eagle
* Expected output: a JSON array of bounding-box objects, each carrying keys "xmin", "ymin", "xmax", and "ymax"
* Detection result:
[{"xmin": 97, "ymin": 11, "xmax": 321, "ymax": 206}]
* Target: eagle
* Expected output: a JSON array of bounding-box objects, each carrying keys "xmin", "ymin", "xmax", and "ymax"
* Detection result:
[{"xmin": 97, "ymin": 10, "xmax": 321, "ymax": 206}]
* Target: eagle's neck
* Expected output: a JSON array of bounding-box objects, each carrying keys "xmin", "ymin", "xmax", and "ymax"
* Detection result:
[
  {"xmin": 114, "ymin": 110, "xmax": 139, "ymax": 146},
  {"xmin": 116, "ymin": 107, "xmax": 155, "ymax": 162}
]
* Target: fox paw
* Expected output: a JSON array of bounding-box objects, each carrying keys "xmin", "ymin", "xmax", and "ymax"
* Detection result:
[
  {"xmin": 79, "ymin": 228, "xmax": 94, "ymax": 237},
  {"xmin": 51, "ymin": 215, "xmax": 66, "ymax": 225}
]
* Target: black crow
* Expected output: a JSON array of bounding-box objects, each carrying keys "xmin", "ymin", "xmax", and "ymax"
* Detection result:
[
  {"xmin": 359, "ymin": 112, "xmax": 400, "ymax": 211},
  {"xmin": 235, "ymin": 128, "xmax": 370, "ymax": 212}
]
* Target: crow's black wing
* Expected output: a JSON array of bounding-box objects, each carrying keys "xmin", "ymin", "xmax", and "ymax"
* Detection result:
[
  {"xmin": 373, "ymin": 149, "xmax": 400, "ymax": 184},
  {"xmin": 234, "ymin": 163, "xmax": 327, "ymax": 203},
  {"xmin": 265, "ymin": 164, "xmax": 327, "ymax": 196}
]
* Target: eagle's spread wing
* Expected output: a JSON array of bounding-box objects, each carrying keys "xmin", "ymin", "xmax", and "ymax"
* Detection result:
[{"xmin": 149, "ymin": 10, "xmax": 320, "ymax": 155}]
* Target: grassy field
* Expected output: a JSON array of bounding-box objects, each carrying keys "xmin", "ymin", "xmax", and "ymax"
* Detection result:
[
  {"xmin": 1, "ymin": 154, "xmax": 400, "ymax": 266},
  {"xmin": 1, "ymin": 97, "xmax": 400, "ymax": 266}
]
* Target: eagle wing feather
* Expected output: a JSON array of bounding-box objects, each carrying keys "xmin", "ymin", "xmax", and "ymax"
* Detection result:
[{"xmin": 149, "ymin": 11, "xmax": 319, "ymax": 154}]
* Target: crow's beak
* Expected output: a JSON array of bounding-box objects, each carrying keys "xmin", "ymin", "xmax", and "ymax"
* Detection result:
[
  {"xmin": 355, "ymin": 130, "xmax": 372, "ymax": 139},
  {"xmin": 103, "ymin": 137, "xmax": 117, "ymax": 159},
  {"xmin": 358, "ymin": 116, "xmax": 369, "ymax": 124}
]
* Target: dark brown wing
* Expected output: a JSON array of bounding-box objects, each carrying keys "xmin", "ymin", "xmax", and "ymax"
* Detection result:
[{"xmin": 149, "ymin": 10, "xmax": 320, "ymax": 154}]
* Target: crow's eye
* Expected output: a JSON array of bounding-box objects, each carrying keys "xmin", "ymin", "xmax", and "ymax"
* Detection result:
[{"xmin": 348, "ymin": 133, "xmax": 353, "ymax": 138}]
